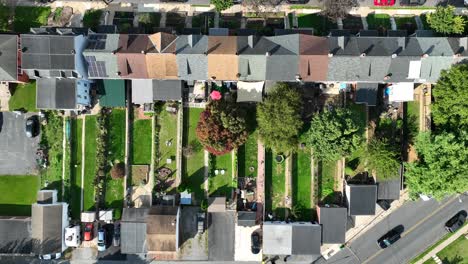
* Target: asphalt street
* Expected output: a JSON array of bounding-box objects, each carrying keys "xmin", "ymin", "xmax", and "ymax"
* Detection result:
[
  {"xmin": 317, "ymin": 195, "xmax": 468, "ymax": 264},
  {"xmin": 0, "ymin": 112, "xmax": 40, "ymax": 175}
]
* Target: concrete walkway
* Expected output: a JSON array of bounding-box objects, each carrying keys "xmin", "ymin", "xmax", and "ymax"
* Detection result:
[
  {"xmin": 204, "ymin": 150, "xmax": 209, "ymax": 197},
  {"xmin": 175, "ymin": 105, "xmax": 183, "ymax": 187},
  {"xmin": 415, "ymin": 224, "xmax": 468, "ymax": 264}
]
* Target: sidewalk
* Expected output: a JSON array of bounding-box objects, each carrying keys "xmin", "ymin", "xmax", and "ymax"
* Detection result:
[{"xmin": 415, "ymin": 224, "xmax": 468, "ymax": 264}]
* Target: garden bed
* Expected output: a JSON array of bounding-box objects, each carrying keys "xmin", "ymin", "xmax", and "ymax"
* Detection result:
[
  {"xmin": 132, "ymin": 119, "xmax": 152, "ymax": 165},
  {"xmin": 83, "ymin": 116, "xmax": 97, "ymax": 211},
  {"xmin": 13, "ymin": 6, "xmax": 51, "ymax": 33},
  {"xmin": 9, "ymin": 82, "xmax": 37, "ymax": 112},
  {"xmin": 138, "ymin": 12, "xmax": 161, "ymax": 33},
  {"xmin": 265, "ymin": 150, "xmax": 286, "ymax": 219},
  {"xmin": 367, "ymin": 13, "xmax": 391, "ymax": 31},
  {"xmin": 182, "ymin": 107, "xmax": 205, "ymax": 202},
  {"xmin": 292, "ymin": 150, "xmax": 312, "ymax": 220},
  {"xmin": 70, "ymin": 118, "xmax": 83, "ymax": 219},
  {"xmin": 83, "ymin": 9, "xmax": 103, "ymax": 32},
  {"xmin": 0, "ymin": 175, "xmax": 40, "ymax": 216},
  {"xmin": 209, "ymin": 153, "xmax": 234, "ymax": 197},
  {"xmin": 394, "ymin": 16, "xmax": 417, "ymax": 34},
  {"xmin": 238, "ymin": 132, "xmax": 257, "ymax": 178}
]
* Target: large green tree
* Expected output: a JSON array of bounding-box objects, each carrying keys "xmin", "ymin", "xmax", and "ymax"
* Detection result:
[
  {"xmin": 432, "ymin": 63, "xmax": 468, "ymax": 131},
  {"xmin": 361, "ymin": 139, "xmax": 400, "ymax": 180},
  {"xmin": 426, "ymin": 6, "xmax": 466, "ymax": 35},
  {"xmin": 405, "ymin": 132, "xmax": 468, "ymax": 200},
  {"xmin": 257, "ymin": 83, "xmax": 303, "ymax": 153},
  {"xmin": 307, "ymin": 108, "xmax": 364, "ymax": 161},
  {"xmin": 211, "ymin": 0, "xmax": 234, "ymax": 12}
]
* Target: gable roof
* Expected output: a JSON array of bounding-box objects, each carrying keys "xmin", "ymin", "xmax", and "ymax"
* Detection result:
[
  {"xmin": 21, "ymin": 34, "xmax": 76, "ymax": 70},
  {"xmin": 83, "ymin": 34, "xmax": 120, "ymax": 79},
  {"xmin": 265, "ymin": 35, "xmax": 299, "ymax": 81},
  {"xmin": 346, "ymin": 184, "xmax": 377, "ymax": 216},
  {"xmin": 36, "ymin": 78, "xmax": 77, "ymax": 110},
  {"xmin": 207, "ymin": 36, "xmax": 238, "ymax": 80},
  {"xmin": 318, "ymin": 205, "xmax": 347, "ymax": 244},
  {"xmin": 0, "ymin": 35, "xmax": 18, "ymax": 81},
  {"xmin": 146, "ymin": 33, "xmax": 178, "ymax": 79},
  {"xmin": 299, "ymin": 35, "xmax": 329, "ymax": 81},
  {"xmin": 148, "ymin": 32, "xmax": 178, "ymax": 53},
  {"xmin": 263, "ymin": 222, "xmax": 321, "ymax": 256},
  {"xmin": 417, "ymin": 37, "xmax": 454, "ymax": 56},
  {"xmin": 176, "ymin": 35, "xmax": 208, "ymax": 81}
]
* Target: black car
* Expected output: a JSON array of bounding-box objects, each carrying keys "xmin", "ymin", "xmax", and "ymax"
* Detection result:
[
  {"xmin": 377, "ymin": 225, "xmax": 403, "ymax": 249},
  {"xmin": 251, "ymin": 232, "xmax": 261, "ymax": 254},
  {"xmin": 25, "ymin": 116, "xmax": 39, "ymax": 138},
  {"xmin": 113, "ymin": 223, "xmax": 121, "ymax": 247},
  {"xmin": 445, "ymin": 211, "xmax": 467, "ymax": 233},
  {"xmin": 399, "ymin": 0, "xmax": 426, "ymax": 5}
]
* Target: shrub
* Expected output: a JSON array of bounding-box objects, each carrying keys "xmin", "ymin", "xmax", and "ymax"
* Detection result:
[{"xmin": 110, "ymin": 163, "xmax": 125, "ymax": 179}]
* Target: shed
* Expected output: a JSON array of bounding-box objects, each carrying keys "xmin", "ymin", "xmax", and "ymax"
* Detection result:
[
  {"xmin": 99, "ymin": 80, "xmax": 126, "ymax": 107},
  {"xmin": 31, "ymin": 203, "xmax": 67, "ymax": 255},
  {"xmin": 355, "ymin": 83, "xmax": 378, "ymax": 106},
  {"xmin": 387, "ymin": 82, "xmax": 414, "ymax": 102},
  {"xmin": 237, "ymin": 211, "xmax": 256, "ymax": 227},
  {"xmin": 180, "ymin": 191, "xmax": 192, "ymax": 205},
  {"xmin": 317, "ymin": 205, "xmax": 347, "ymax": 244},
  {"xmin": 121, "ymin": 208, "xmax": 149, "ymax": 254},
  {"xmin": 81, "ymin": 212, "xmax": 96, "ymax": 223},
  {"xmin": 146, "ymin": 206, "xmax": 179, "ymax": 253},
  {"xmin": 345, "ymin": 184, "xmax": 377, "ymax": 216},
  {"xmin": 153, "ymin": 80, "xmax": 183, "ymax": 101},
  {"xmin": 208, "ymin": 197, "xmax": 226, "ymax": 213},
  {"xmin": 132, "ymin": 79, "xmax": 153, "ymax": 104},
  {"xmin": 263, "ymin": 222, "xmax": 321, "ymax": 256},
  {"xmin": 236, "ymin": 81, "xmax": 264, "ymax": 102},
  {"xmin": 99, "ymin": 210, "xmax": 113, "ymax": 223}
]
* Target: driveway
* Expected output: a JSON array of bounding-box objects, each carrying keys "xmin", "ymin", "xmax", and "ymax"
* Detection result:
[
  {"xmin": 179, "ymin": 206, "xmax": 208, "ymax": 261},
  {"xmin": 316, "ymin": 195, "xmax": 468, "ymax": 264},
  {"xmin": 0, "ymin": 112, "xmax": 40, "ymax": 175},
  {"xmin": 208, "ymin": 211, "xmax": 235, "ymax": 261}
]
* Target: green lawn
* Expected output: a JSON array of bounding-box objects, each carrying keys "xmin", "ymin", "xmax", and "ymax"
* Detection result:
[
  {"xmin": 106, "ymin": 110, "xmax": 125, "ymax": 212},
  {"xmin": 394, "ymin": 16, "xmax": 417, "ymax": 34},
  {"xmin": 132, "ymin": 119, "xmax": 152, "ymax": 165},
  {"xmin": 319, "ymin": 159, "xmax": 336, "ymax": 203},
  {"xmin": 13, "ymin": 6, "xmax": 51, "ymax": 33},
  {"xmin": 293, "ymin": 13, "xmax": 337, "ymax": 36},
  {"xmin": 0, "ymin": 5, "xmax": 10, "ymax": 31},
  {"xmin": 238, "ymin": 132, "xmax": 258, "ymax": 178},
  {"xmin": 83, "ymin": 116, "xmax": 97, "ymax": 211},
  {"xmin": 182, "ymin": 107, "xmax": 205, "ymax": 202},
  {"xmin": 292, "ymin": 150, "xmax": 312, "ymax": 220},
  {"xmin": 9, "ymin": 82, "xmax": 38, "ymax": 112},
  {"xmin": 265, "ymin": 150, "xmax": 286, "ymax": 219},
  {"xmin": 158, "ymin": 106, "xmax": 178, "ymax": 172},
  {"xmin": 83, "ymin": 9, "xmax": 103, "ymax": 32},
  {"xmin": 209, "ymin": 153, "xmax": 234, "ymax": 197},
  {"xmin": 0, "ymin": 175, "xmax": 40, "ymax": 216},
  {"xmin": 434, "ymin": 237, "xmax": 468, "ymax": 264},
  {"xmin": 367, "ymin": 13, "xmax": 391, "ymax": 30},
  {"xmin": 406, "ymin": 100, "xmax": 420, "ymax": 144},
  {"xmin": 70, "ymin": 119, "xmax": 82, "ymax": 219},
  {"xmin": 40, "ymin": 112, "xmax": 64, "ymax": 199}
]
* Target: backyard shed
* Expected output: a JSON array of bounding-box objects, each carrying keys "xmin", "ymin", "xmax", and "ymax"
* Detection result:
[
  {"xmin": 355, "ymin": 83, "xmax": 378, "ymax": 106},
  {"xmin": 132, "ymin": 79, "xmax": 153, "ymax": 104},
  {"xmin": 236, "ymin": 81, "xmax": 264, "ymax": 102},
  {"xmin": 387, "ymin": 82, "xmax": 414, "ymax": 102},
  {"xmin": 263, "ymin": 222, "xmax": 321, "ymax": 256},
  {"xmin": 81, "ymin": 212, "xmax": 96, "ymax": 223},
  {"xmin": 317, "ymin": 205, "xmax": 347, "ymax": 244},
  {"xmin": 99, "ymin": 80, "xmax": 126, "ymax": 107},
  {"xmin": 345, "ymin": 183, "xmax": 377, "ymax": 216},
  {"xmin": 153, "ymin": 80, "xmax": 183, "ymax": 101}
]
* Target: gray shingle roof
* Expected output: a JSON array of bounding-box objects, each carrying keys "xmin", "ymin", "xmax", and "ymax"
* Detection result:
[
  {"xmin": 153, "ymin": 80, "xmax": 183, "ymax": 101},
  {"xmin": 386, "ymin": 56, "xmax": 421, "ymax": 82},
  {"xmin": 176, "ymin": 35, "xmax": 208, "ymax": 81},
  {"xmin": 420, "ymin": 57, "xmax": 455, "ymax": 82},
  {"xmin": 327, "ymin": 57, "xmax": 361, "ymax": 81},
  {"xmin": 358, "ymin": 57, "xmax": 392, "ymax": 81},
  {"xmin": 0, "ymin": 35, "xmax": 18, "ymax": 81},
  {"xmin": 417, "ymin": 37, "xmax": 454, "ymax": 56},
  {"xmin": 21, "ymin": 35, "xmax": 76, "ymax": 70},
  {"xmin": 377, "ymin": 178, "xmax": 401, "ymax": 200},
  {"xmin": 347, "ymin": 184, "xmax": 377, "ymax": 216},
  {"xmin": 319, "ymin": 206, "xmax": 347, "ymax": 244},
  {"xmin": 31, "ymin": 203, "xmax": 63, "ymax": 255}
]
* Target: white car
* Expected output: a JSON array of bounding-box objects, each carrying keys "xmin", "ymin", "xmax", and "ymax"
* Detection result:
[{"xmin": 97, "ymin": 229, "xmax": 106, "ymax": 252}]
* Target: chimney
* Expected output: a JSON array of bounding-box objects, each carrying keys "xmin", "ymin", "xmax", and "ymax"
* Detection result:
[
  {"xmin": 265, "ymin": 51, "xmax": 270, "ymax": 56},
  {"xmin": 248, "ymin": 35, "xmax": 255, "ymax": 48},
  {"xmin": 337, "ymin": 36, "xmax": 345, "ymax": 50},
  {"xmin": 422, "ymin": 53, "xmax": 429, "ymax": 58},
  {"xmin": 459, "ymin": 37, "xmax": 467, "ymax": 54},
  {"xmin": 391, "ymin": 53, "xmax": 397, "ymax": 59},
  {"xmin": 141, "ymin": 50, "xmax": 146, "ymax": 54},
  {"xmin": 398, "ymin": 37, "xmax": 406, "ymax": 50},
  {"xmin": 188, "ymin": 35, "xmax": 195, "ymax": 48}
]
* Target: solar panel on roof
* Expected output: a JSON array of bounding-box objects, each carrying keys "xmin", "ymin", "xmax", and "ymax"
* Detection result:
[
  {"xmin": 87, "ymin": 34, "xmax": 108, "ymax": 50},
  {"xmin": 86, "ymin": 55, "xmax": 108, "ymax": 77}
]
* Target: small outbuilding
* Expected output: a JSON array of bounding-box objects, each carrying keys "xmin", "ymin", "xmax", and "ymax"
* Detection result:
[{"xmin": 263, "ymin": 222, "xmax": 321, "ymax": 256}]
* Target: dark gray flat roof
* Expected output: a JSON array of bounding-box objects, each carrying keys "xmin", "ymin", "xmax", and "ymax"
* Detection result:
[
  {"xmin": 21, "ymin": 35, "xmax": 76, "ymax": 70},
  {"xmin": 291, "ymin": 224, "xmax": 321, "ymax": 255},
  {"xmin": 153, "ymin": 80, "xmax": 183, "ymax": 101},
  {"xmin": 237, "ymin": 211, "xmax": 256, "ymax": 227},
  {"xmin": 319, "ymin": 206, "xmax": 347, "ymax": 244},
  {"xmin": 348, "ymin": 185, "xmax": 377, "ymax": 216},
  {"xmin": 377, "ymin": 178, "xmax": 401, "ymax": 200},
  {"xmin": 0, "ymin": 217, "xmax": 32, "ymax": 254},
  {"xmin": 356, "ymin": 83, "xmax": 378, "ymax": 106},
  {"xmin": 36, "ymin": 79, "xmax": 76, "ymax": 110},
  {"xmin": 31, "ymin": 204, "xmax": 63, "ymax": 255}
]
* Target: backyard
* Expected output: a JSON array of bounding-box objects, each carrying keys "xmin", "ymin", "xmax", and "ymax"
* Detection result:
[
  {"xmin": 192, "ymin": 12, "xmax": 214, "ymax": 34},
  {"xmin": 0, "ymin": 175, "xmax": 40, "ymax": 216},
  {"xmin": 138, "ymin": 12, "xmax": 161, "ymax": 33},
  {"xmin": 9, "ymin": 82, "xmax": 37, "ymax": 112},
  {"xmin": 319, "ymin": 159, "xmax": 336, "ymax": 204},
  {"xmin": 0, "ymin": 5, "xmax": 10, "ymax": 31},
  {"xmin": 292, "ymin": 150, "xmax": 312, "ymax": 220},
  {"xmin": 209, "ymin": 153, "xmax": 234, "ymax": 197},
  {"xmin": 70, "ymin": 118, "xmax": 83, "ymax": 219},
  {"xmin": 219, "ymin": 13, "xmax": 241, "ymax": 30},
  {"xmin": 114, "ymin": 11, "xmax": 134, "ymax": 33},
  {"xmin": 265, "ymin": 150, "xmax": 286, "ymax": 219},
  {"xmin": 238, "ymin": 132, "xmax": 258, "ymax": 178},
  {"xmin": 367, "ymin": 13, "xmax": 391, "ymax": 31},
  {"xmin": 83, "ymin": 9, "xmax": 103, "ymax": 32},
  {"xmin": 182, "ymin": 107, "xmax": 205, "ymax": 202},
  {"xmin": 292, "ymin": 13, "xmax": 337, "ymax": 36},
  {"xmin": 394, "ymin": 16, "xmax": 417, "ymax": 34},
  {"xmin": 83, "ymin": 116, "xmax": 97, "ymax": 211},
  {"xmin": 13, "ymin": 6, "xmax": 51, "ymax": 33},
  {"xmin": 166, "ymin": 12, "xmax": 186, "ymax": 33},
  {"xmin": 158, "ymin": 104, "xmax": 178, "ymax": 173},
  {"xmin": 132, "ymin": 118, "xmax": 152, "ymax": 165},
  {"xmin": 343, "ymin": 15, "xmax": 363, "ymax": 34}
]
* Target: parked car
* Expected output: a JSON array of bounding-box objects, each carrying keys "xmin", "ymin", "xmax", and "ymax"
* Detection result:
[
  {"xmin": 377, "ymin": 225, "xmax": 403, "ymax": 249},
  {"xmin": 286, "ymin": 0, "xmax": 309, "ymax": 4},
  {"xmin": 445, "ymin": 211, "xmax": 467, "ymax": 233},
  {"xmin": 399, "ymin": 0, "xmax": 425, "ymax": 5},
  {"xmin": 113, "ymin": 224, "xmax": 121, "ymax": 247},
  {"xmin": 97, "ymin": 229, "xmax": 106, "ymax": 252},
  {"xmin": 39, "ymin": 253, "xmax": 61, "ymax": 260},
  {"xmin": 25, "ymin": 116, "xmax": 39, "ymax": 138},
  {"xmin": 251, "ymin": 232, "xmax": 261, "ymax": 254},
  {"xmin": 83, "ymin": 223, "xmax": 93, "ymax": 241},
  {"xmin": 374, "ymin": 0, "xmax": 395, "ymax": 6},
  {"xmin": 197, "ymin": 212, "xmax": 205, "ymax": 234}
]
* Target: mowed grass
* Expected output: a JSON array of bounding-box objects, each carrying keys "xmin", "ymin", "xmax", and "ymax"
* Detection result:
[
  {"xmin": 83, "ymin": 116, "xmax": 97, "ymax": 211},
  {"xmin": 209, "ymin": 153, "xmax": 234, "ymax": 197},
  {"xmin": 238, "ymin": 132, "xmax": 258, "ymax": 178},
  {"xmin": 106, "ymin": 110, "xmax": 125, "ymax": 211},
  {"xmin": 13, "ymin": 6, "xmax": 51, "ymax": 33},
  {"xmin": 0, "ymin": 175, "xmax": 40, "ymax": 216},
  {"xmin": 0, "ymin": 5, "xmax": 10, "ymax": 31},
  {"xmin": 265, "ymin": 150, "xmax": 286, "ymax": 219},
  {"xmin": 435, "ymin": 237, "xmax": 468, "ymax": 264},
  {"xmin": 132, "ymin": 119, "xmax": 152, "ymax": 165},
  {"xmin": 367, "ymin": 13, "xmax": 391, "ymax": 30},
  {"xmin": 292, "ymin": 150, "xmax": 312, "ymax": 220},
  {"xmin": 158, "ymin": 106, "xmax": 178, "ymax": 172},
  {"xmin": 182, "ymin": 107, "xmax": 205, "ymax": 202},
  {"xmin": 70, "ymin": 119, "xmax": 83, "ymax": 219},
  {"xmin": 9, "ymin": 82, "xmax": 38, "ymax": 112},
  {"xmin": 320, "ymin": 159, "xmax": 336, "ymax": 203}
]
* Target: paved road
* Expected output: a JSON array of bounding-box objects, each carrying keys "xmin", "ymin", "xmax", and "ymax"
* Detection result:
[
  {"xmin": 0, "ymin": 112, "xmax": 40, "ymax": 175},
  {"xmin": 316, "ymin": 195, "xmax": 468, "ymax": 264}
]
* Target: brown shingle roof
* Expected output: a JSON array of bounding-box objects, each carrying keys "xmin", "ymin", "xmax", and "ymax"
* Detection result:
[
  {"xmin": 146, "ymin": 54, "xmax": 178, "ymax": 79},
  {"xmin": 146, "ymin": 206, "xmax": 178, "ymax": 253},
  {"xmin": 207, "ymin": 36, "xmax": 238, "ymax": 80},
  {"xmin": 117, "ymin": 54, "xmax": 148, "ymax": 79},
  {"xmin": 118, "ymin": 34, "xmax": 153, "ymax": 53},
  {"xmin": 299, "ymin": 35, "xmax": 329, "ymax": 55},
  {"xmin": 148, "ymin": 32, "xmax": 177, "ymax": 53},
  {"xmin": 299, "ymin": 35, "xmax": 329, "ymax": 81}
]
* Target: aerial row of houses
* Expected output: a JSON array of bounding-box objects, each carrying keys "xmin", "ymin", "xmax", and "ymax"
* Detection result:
[{"xmin": 0, "ymin": 29, "xmax": 467, "ymax": 109}]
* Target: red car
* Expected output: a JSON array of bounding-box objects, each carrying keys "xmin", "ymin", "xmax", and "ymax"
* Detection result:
[
  {"xmin": 374, "ymin": 0, "xmax": 395, "ymax": 5},
  {"xmin": 84, "ymin": 223, "xmax": 93, "ymax": 241}
]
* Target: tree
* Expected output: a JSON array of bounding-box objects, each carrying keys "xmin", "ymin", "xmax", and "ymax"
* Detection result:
[
  {"xmin": 257, "ymin": 83, "xmax": 303, "ymax": 153},
  {"xmin": 426, "ymin": 6, "xmax": 466, "ymax": 35},
  {"xmin": 322, "ymin": 0, "xmax": 358, "ymax": 21},
  {"xmin": 212, "ymin": 0, "xmax": 234, "ymax": 12},
  {"xmin": 432, "ymin": 63, "xmax": 468, "ymax": 131},
  {"xmin": 196, "ymin": 100, "xmax": 249, "ymax": 155},
  {"xmin": 307, "ymin": 108, "xmax": 364, "ymax": 161},
  {"xmin": 405, "ymin": 132, "xmax": 468, "ymax": 200},
  {"xmin": 110, "ymin": 162, "xmax": 125, "ymax": 179},
  {"xmin": 361, "ymin": 139, "xmax": 400, "ymax": 180}
]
